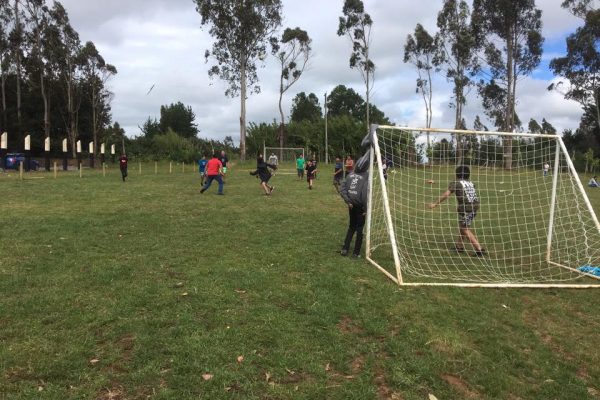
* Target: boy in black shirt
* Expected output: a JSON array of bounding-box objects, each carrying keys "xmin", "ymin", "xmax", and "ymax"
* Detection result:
[
  {"xmin": 119, "ymin": 154, "xmax": 128, "ymax": 182},
  {"xmin": 429, "ymin": 165, "xmax": 485, "ymax": 257},
  {"xmin": 305, "ymin": 160, "xmax": 318, "ymax": 190}
]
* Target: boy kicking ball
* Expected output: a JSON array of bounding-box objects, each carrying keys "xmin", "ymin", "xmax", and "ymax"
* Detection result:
[{"xmin": 428, "ymin": 165, "xmax": 485, "ymax": 257}]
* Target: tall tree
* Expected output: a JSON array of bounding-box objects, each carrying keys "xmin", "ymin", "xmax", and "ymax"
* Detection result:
[
  {"xmin": 49, "ymin": 1, "xmax": 82, "ymax": 157},
  {"xmin": 272, "ymin": 27, "xmax": 311, "ymax": 153},
  {"xmin": 404, "ymin": 23, "xmax": 439, "ymax": 154},
  {"xmin": 327, "ymin": 84, "xmax": 365, "ymax": 120},
  {"xmin": 0, "ymin": 0, "xmax": 11, "ymax": 130},
  {"xmin": 549, "ymin": 1, "xmax": 599, "ymax": 135},
  {"xmin": 10, "ymin": 0, "xmax": 25, "ymax": 141},
  {"xmin": 159, "ymin": 102, "xmax": 198, "ymax": 139},
  {"xmin": 337, "ymin": 0, "xmax": 375, "ymax": 131},
  {"xmin": 472, "ymin": 0, "xmax": 543, "ymax": 169},
  {"xmin": 80, "ymin": 41, "xmax": 116, "ymax": 156},
  {"xmin": 194, "ymin": 0, "xmax": 282, "ymax": 161},
  {"xmin": 436, "ymin": 0, "xmax": 480, "ymax": 161},
  {"xmin": 23, "ymin": 0, "xmax": 52, "ymax": 141},
  {"xmin": 290, "ymin": 92, "xmax": 322, "ymax": 122}
]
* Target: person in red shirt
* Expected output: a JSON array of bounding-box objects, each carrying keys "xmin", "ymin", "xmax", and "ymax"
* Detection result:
[
  {"xmin": 200, "ymin": 152, "xmax": 224, "ymax": 195},
  {"xmin": 119, "ymin": 154, "xmax": 128, "ymax": 182}
]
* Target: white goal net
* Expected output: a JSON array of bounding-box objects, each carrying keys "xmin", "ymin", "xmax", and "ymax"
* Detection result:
[{"xmin": 367, "ymin": 125, "xmax": 600, "ymax": 287}]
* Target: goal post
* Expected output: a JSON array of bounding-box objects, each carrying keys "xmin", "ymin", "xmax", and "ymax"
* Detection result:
[{"xmin": 366, "ymin": 125, "xmax": 600, "ymax": 288}]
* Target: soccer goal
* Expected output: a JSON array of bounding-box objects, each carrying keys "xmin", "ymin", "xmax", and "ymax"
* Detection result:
[
  {"xmin": 366, "ymin": 125, "xmax": 600, "ymax": 288},
  {"xmin": 264, "ymin": 146, "xmax": 305, "ymax": 170}
]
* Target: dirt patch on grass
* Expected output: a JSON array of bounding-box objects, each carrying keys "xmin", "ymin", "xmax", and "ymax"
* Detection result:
[
  {"xmin": 351, "ymin": 355, "xmax": 365, "ymax": 374},
  {"xmin": 96, "ymin": 386, "xmax": 125, "ymax": 400},
  {"xmin": 374, "ymin": 366, "xmax": 404, "ymax": 400},
  {"xmin": 441, "ymin": 374, "xmax": 480, "ymax": 399},
  {"xmin": 337, "ymin": 316, "xmax": 363, "ymax": 335}
]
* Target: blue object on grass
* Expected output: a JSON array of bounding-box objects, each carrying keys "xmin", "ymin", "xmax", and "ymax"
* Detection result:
[{"xmin": 577, "ymin": 265, "xmax": 600, "ymax": 277}]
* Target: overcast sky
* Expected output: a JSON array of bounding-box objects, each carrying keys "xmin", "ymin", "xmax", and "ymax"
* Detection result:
[{"xmin": 59, "ymin": 0, "xmax": 585, "ymax": 142}]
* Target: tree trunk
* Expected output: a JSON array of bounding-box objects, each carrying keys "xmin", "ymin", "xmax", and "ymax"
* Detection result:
[
  {"xmin": 14, "ymin": 0, "xmax": 22, "ymax": 142},
  {"xmin": 92, "ymin": 86, "xmax": 97, "ymax": 157},
  {"xmin": 278, "ymin": 79, "xmax": 284, "ymax": 161},
  {"xmin": 503, "ymin": 24, "xmax": 514, "ymax": 170},
  {"xmin": 1, "ymin": 55, "xmax": 6, "ymax": 130},
  {"xmin": 240, "ymin": 59, "xmax": 247, "ymax": 162}
]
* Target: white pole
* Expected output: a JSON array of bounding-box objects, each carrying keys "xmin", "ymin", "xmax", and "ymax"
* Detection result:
[
  {"xmin": 324, "ymin": 92, "xmax": 328, "ymax": 164},
  {"xmin": 53, "ymin": 162, "xmax": 57, "ymax": 179},
  {"xmin": 365, "ymin": 126, "xmax": 375, "ymax": 257},
  {"xmin": 558, "ymin": 136, "xmax": 600, "ymax": 233},
  {"xmin": 546, "ymin": 141, "xmax": 561, "ymax": 262},
  {"xmin": 372, "ymin": 126, "xmax": 404, "ymax": 285}
]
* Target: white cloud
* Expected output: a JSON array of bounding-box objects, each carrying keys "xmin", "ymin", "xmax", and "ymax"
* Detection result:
[{"xmin": 57, "ymin": 0, "xmax": 586, "ymax": 143}]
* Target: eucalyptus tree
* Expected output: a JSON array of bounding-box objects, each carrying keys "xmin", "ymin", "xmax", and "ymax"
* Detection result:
[
  {"xmin": 194, "ymin": 0, "xmax": 282, "ymax": 161},
  {"xmin": 472, "ymin": 0, "xmax": 544, "ymax": 169},
  {"xmin": 549, "ymin": 0, "xmax": 600, "ymax": 134},
  {"xmin": 337, "ymin": 0, "xmax": 375, "ymax": 131},
  {"xmin": 0, "ymin": 0, "xmax": 11, "ymax": 129},
  {"xmin": 80, "ymin": 41, "xmax": 117, "ymax": 156},
  {"xmin": 9, "ymin": 0, "xmax": 26, "ymax": 140},
  {"xmin": 48, "ymin": 1, "xmax": 82, "ymax": 157},
  {"xmin": 272, "ymin": 27, "xmax": 311, "ymax": 152},
  {"xmin": 436, "ymin": 0, "xmax": 480, "ymax": 131}
]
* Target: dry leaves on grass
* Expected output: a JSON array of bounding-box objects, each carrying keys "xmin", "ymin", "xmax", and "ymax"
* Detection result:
[
  {"xmin": 89, "ymin": 358, "xmax": 100, "ymax": 365},
  {"xmin": 201, "ymin": 373, "xmax": 213, "ymax": 381},
  {"xmin": 237, "ymin": 355, "xmax": 244, "ymax": 363}
]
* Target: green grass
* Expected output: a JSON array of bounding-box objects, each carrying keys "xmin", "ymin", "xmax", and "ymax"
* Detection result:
[{"xmin": 1, "ymin": 164, "xmax": 600, "ymax": 399}]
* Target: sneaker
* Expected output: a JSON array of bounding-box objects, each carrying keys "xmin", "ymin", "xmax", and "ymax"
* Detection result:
[
  {"xmin": 217, "ymin": 192, "xmax": 224, "ymax": 195},
  {"xmin": 453, "ymin": 246, "xmax": 465, "ymax": 254},
  {"xmin": 473, "ymin": 249, "xmax": 486, "ymax": 257},
  {"xmin": 351, "ymin": 253, "xmax": 361, "ymax": 259},
  {"xmin": 200, "ymin": 188, "xmax": 205, "ymax": 194},
  {"xmin": 340, "ymin": 249, "xmax": 349, "ymax": 256},
  {"xmin": 270, "ymin": 186, "xmax": 275, "ymax": 193}
]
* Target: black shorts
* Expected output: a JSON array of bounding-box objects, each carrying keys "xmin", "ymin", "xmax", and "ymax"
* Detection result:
[
  {"xmin": 458, "ymin": 205, "xmax": 479, "ymax": 227},
  {"xmin": 307, "ymin": 174, "xmax": 315, "ymax": 182}
]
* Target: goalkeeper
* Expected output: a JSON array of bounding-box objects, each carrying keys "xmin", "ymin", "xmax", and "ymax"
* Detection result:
[
  {"xmin": 428, "ymin": 165, "xmax": 485, "ymax": 257},
  {"xmin": 250, "ymin": 155, "xmax": 277, "ymax": 195},
  {"xmin": 339, "ymin": 152, "xmax": 370, "ymax": 258}
]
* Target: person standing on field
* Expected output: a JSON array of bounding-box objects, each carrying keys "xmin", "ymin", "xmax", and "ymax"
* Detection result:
[
  {"xmin": 345, "ymin": 155, "xmax": 354, "ymax": 178},
  {"xmin": 333, "ymin": 156, "xmax": 344, "ymax": 193},
  {"xmin": 543, "ymin": 162, "xmax": 550, "ymax": 177},
  {"xmin": 119, "ymin": 153, "xmax": 128, "ymax": 182},
  {"xmin": 220, "ymin": 150, "xmax": 229, "ymax": 176},
  {"xmin": 200, "ymin": 152, "xmax": 224, "ymax": 195},
  {"xmin": 340, "ymin": 153, "xmax": 370, "ymax": 258},
  {"xmin": 296, "ymin": 154, "xmax": 305, "ymax": 179},
  {"xmin": 198, "ymin": 154, "xmax": 208, "ymax": 186}
]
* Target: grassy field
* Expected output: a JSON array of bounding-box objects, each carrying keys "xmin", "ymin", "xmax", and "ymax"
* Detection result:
[{"xmin": 1, "ymin": 163, "xmax": 600, "ymax": 399}]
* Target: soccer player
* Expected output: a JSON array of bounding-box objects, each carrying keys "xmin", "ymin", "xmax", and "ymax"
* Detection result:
[
  {"xmin": 250, "ymin": 155, "xmax": 277, "ymax": 195},
  {"xmin": 340, "ymin": 153, "xmax": 370, "ymax": 258},
  {"xmin": 198, "ymin": 154, "xmax": 208, "ymax": 186},
  {"xmin": 296, "ymin": 154, "xmax": 305, "ymax": 179},
  {"xmin": 589, "ymin": 176, "xmax": 599, "ymax": 188},
  {"xmin": 344, "ymin": 155, "xmax": 354, "ymax": 178},
  {"xmin": 200, "ymin": 152, "xmax": 224, "ymax": 195},
  {"xmin": 119, "ymin": 153, "xmax": 128, "ymax": 182},
  {"xmin": 428, "ymin": 165, "xmax": 485, "ymax": 257},
  {"xmin": 268, "ymin": 153, "xmax": 278, "ymax": 167},
  {"xmin": 543, "ymin": 162, "xmax": 550, "ymax": 177},
  {"xmin": 220, "ymin": 150, "xmax": 229, "ymax": 176},
  {"xmin": 333, "ymin": 157, "xmax": 344, "ymax": 193},
  {"xmin": 305, "ymin": 159, "xmax": 318, "ymax": 190}
]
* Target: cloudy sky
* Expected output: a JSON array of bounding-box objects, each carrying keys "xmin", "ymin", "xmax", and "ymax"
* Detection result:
[{"xmin": 59, "ymin": 0, "xmax": 585, "ymax": 142}]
